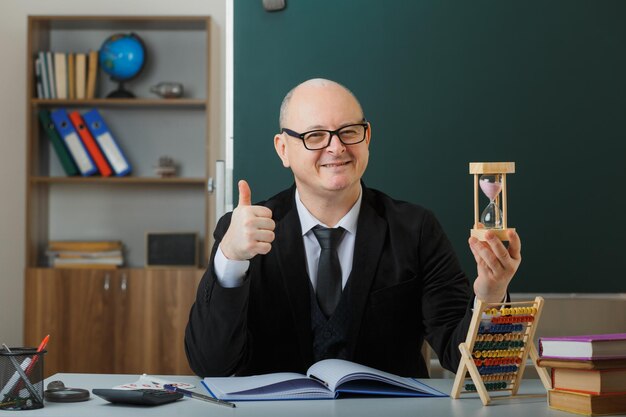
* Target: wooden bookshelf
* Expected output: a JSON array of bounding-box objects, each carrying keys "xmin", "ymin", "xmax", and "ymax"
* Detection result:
[{"xmin": 24, "ymin": 15, "xmax": 215, "ymax": 376}]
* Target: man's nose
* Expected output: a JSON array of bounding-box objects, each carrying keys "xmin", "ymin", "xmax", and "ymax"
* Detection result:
[{"xmin": 326, "ymin": 133, "xmax": 346, "ymax": 153}]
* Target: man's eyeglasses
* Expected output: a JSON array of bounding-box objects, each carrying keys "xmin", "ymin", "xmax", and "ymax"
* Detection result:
[{"xmin": 281, "ymin": 123, "xmax": 368, "ymax": 150}]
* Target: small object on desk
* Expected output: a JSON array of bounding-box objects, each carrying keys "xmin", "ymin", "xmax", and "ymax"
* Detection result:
[
  {"xmin": 92, "ymin": 388, "xmax": 183, "ymax": 406},
  {"xmin": 163, "ymin": 384, "xmax": 236, "ymax": 408},
  {"xmin": 45, "ymin": 380, "xmax": 90, "ymax": 403},
  {"xmin": 0, "ymin": 344, "xmax": 45, "ymax": 410},
  {"xmin": 450, "ymin": 297, "xmax": 551, "ymax": 406},
  {"xmin": 114, "ymin": 374, "xmax": 195, "ymax": 390}
]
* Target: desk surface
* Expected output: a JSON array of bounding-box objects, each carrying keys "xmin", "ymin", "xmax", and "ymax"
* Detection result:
[{"xmin": 8, "ymin": 373, "xmax": 621, "ymax": 417}]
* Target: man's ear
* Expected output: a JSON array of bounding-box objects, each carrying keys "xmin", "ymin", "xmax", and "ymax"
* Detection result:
[
  {"xmin": 274, "ymin": 133, "xmax": 290, "ymax": 168},
  {"xmin": 365, "ymin": 122, "xmax": 372, "ymax": 146}
]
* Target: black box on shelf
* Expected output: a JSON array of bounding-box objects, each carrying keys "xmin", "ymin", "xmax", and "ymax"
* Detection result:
[{"xmin": 146, "ymin": 232, "xmax": 198, "ymax": 268}]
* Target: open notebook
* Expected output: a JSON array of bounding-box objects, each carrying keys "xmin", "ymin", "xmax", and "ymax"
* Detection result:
[{"xmin": 202, "ymin": 359, "xmax": 447, "ymax": 401}]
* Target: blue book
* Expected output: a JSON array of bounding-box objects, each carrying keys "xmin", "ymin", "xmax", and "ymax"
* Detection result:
[
  {"xmin": 50, "ymin": 109, "xmax": 97, "ymax": 176},
  {"xmin": 82, "ymin": 109, "xmax": 131, "ymax": 176}
]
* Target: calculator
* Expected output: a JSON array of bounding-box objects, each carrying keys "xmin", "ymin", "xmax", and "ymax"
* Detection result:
[{"xmin": 92, "ymin": 389, "xmax": 184, "ymax": 406}]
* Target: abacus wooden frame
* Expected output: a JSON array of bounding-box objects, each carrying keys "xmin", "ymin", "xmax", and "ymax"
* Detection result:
[{"xmin": 451, "ymin": 296, "xmax": 551, "ymax": 406}]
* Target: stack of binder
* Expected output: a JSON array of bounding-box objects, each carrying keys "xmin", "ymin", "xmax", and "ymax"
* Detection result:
[{"xmin": 40, "ymin": 108, "xmax": 131, "ymax": 177}]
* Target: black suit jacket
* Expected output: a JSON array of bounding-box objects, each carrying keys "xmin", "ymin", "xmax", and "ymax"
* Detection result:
[{"xmin": 185, "ymin": 184, "xmax": 474, "ymax": 377}]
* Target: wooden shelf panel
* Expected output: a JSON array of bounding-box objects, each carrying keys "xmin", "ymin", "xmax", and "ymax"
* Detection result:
[
  {"xmin": 28, "ymin": 267, "xmax": 206, "ymax": 272},
  {"xmin": 29, "ymin": 15, "xmax": 209, "ymax": 31},
  {"xmin": 32, "ymin": 98, "xmax": 206, "ymax": 108},
  {"xmin": 30, "ymin": 176, "xmax": 206, "ymax": 185}
]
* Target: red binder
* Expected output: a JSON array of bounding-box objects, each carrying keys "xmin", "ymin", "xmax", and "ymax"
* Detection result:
[{"xmin": 68, "ymin": 111, "xmax": 112, "ymax": 176}]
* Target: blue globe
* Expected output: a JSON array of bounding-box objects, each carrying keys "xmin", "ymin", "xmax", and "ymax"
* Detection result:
[{"xmin": 99, "ymin": 33, "xmax": 146, "ymax": 98}]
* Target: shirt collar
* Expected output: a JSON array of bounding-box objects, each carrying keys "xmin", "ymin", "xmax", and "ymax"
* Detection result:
[{"xmin": 295, "ymin": 186, "xmax": 362, "ymax": 236}]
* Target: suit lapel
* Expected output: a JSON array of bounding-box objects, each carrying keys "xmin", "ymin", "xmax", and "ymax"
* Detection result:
[
  {"xmin": 345, "ymin": 189, "xmax": 387, "ymax": 358},
  {"xmin": 272, "ymin": 201, "xmax": 313, "ymax": 366}
]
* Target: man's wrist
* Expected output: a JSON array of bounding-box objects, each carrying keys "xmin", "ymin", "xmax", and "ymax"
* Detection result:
[{"xmin": 214, "ymin": 245, "xmax": 249, "ymax": 288}]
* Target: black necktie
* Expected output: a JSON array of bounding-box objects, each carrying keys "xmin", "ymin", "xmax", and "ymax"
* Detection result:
[{"xmin": 312, "ymin": 226, "xmax": 345, "ymax": 317}]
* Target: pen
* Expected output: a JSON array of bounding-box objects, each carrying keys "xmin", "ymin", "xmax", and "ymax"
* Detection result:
[
  {"xmin": 23, "ymin": 335, "xmax": 49, "ymax": 377},
  {"xmin": 163, "ymin": 384, "xmax": 236, "ymax": 408}
]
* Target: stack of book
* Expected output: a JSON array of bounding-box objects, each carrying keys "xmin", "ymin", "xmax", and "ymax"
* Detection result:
[
  {"xmin": 47, "ymin": 241, "xmax": 124, "ymax": 269},
  {"xmin": 34, "ymin": 50, "xmax": 98, "ymax": 100},
  {"xmin": 538, "ymin": 333, "xmax": 626, "ymax": 416}
]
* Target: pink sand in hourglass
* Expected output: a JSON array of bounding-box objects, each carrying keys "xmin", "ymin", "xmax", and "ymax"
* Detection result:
[{"xmin": 479, "ymin": 179, "xmax": 502, "ymax": 201}]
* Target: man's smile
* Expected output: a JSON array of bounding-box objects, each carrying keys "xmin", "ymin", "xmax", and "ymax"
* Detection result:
[{"xmin": 321, "ymin": 161, "xmax": 351, "ymax": 168}]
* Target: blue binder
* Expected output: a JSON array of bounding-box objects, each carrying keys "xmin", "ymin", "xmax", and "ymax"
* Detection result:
[
  {"xmin": 82, "ymin": 109, "xmax": 131, "ymax": 176},
  {"xmin": 50, "ymin": 109, "xmax": 97, "ymax": 176}
]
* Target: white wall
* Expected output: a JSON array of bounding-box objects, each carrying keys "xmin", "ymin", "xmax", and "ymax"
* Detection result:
[{"xmin": 0, "ymin": 0, "xmax": 226, "ymax": 346}]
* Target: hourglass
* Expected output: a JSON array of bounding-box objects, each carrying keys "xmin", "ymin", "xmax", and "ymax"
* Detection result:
[{"xmin": 470, "ymin": 162, "xmax": 515, "ymax": 241}]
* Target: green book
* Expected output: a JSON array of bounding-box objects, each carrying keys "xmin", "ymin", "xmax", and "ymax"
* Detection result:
[{"xmin": 38, "ymin": 109, "xmax": 79, "ymax": 176}]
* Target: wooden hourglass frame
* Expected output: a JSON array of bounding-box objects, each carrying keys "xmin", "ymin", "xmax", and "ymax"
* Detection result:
[{"xmin": 470, "ymin": 162, "xmax": 515, "ymax": 241}]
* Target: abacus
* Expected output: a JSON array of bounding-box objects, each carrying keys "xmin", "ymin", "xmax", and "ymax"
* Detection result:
[{"xmin": 451, "ymin": 296, "xmax": 551, "ymax": 405}]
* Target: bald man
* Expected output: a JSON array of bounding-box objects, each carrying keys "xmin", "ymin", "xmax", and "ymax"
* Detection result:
[{"xmin": 185, "ymin": 79, "xmax": 521, "ymax": 377}]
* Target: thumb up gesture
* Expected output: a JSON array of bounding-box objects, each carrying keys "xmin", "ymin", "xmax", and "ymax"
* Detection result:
[{"xmin": 219, "ymin": 180, "xmax": 276, "ymax": 260}]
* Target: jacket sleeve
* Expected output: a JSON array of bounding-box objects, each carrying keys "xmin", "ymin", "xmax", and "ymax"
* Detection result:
[
  {"xmin": 418, "ymin": 210, "xmax": 474, "ymax": 373},
  {"xmin": 184, "ymin": 213, "xmax": 252, "ymax": 377}
]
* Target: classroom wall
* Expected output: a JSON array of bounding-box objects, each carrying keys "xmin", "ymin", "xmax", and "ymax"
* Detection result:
[{"xmin": 0, "ymin": 0, "xmax": 226, "ymax": 346}]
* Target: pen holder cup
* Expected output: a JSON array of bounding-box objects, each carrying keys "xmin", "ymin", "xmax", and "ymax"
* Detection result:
[{"xmin": 0, "ymin": 348, "xmax": 45, "ymax": 411}]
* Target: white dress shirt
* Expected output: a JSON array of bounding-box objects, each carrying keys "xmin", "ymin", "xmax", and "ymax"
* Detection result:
[{"xmin": 214, "ymin": 187, "xmax": 362, "ymax": 291}]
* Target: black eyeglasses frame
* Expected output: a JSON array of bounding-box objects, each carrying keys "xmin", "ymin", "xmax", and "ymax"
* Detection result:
[{"xmin": 280, "ymin": 122, "xmax": 369, "ymax": 150}]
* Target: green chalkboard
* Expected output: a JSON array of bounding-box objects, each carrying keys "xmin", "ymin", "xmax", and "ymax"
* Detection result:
[{"xmin": 235, "ymin": 1, "xmax": 626, "ymax": 292}]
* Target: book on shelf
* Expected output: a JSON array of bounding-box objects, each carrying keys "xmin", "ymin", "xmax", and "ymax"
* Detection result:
[
  {"xmin": 46, "ymin": 51, "xmax": 56, "ymax": 99},
  {"xmin": 52, "ymin": 257, "xmax": 123, "ymax": 268},
  {"xmin": 37, "ymin": 51, "xmax": 50, "ymax": 99},
  {"xmin": 539, "ymin": 333, "xmax": 626, "ymax": 360},
  {"xmin": 67, "ymin": 53, "xmax": 75, "ymax": 100},
  {"xmin": 34, "ymin": 56, "xmax": 44, "ymax": 99},
  {"xmin": 552, "ymin": 367, "xmax": 626, "ymax": 395},
  {"xmin": 54, "ymin": 52, "xmax": 67, "ymax": 99},
  {"xmin": 548, "ymin": 389, "xmax": 626, "ymax": 416},
  {"xmin": 201, "ymin": 359, "xmax": 447, "ymax": 401},
  {"xmin": 51, "ymin": 250, "xmax": 123, "ymax": 259},
  {"xmin": 86, "ymin": 50, "xmax": 98, "ymax": 99},
  {"xmin": 38, "ymin": 110, "xmax": 79, "ymax": 176},
  {"xmin": 53, "ymin": 263, "xmax": 120, "ymax": 270},
  {"xmin": 82, "ymin": 109, "xmax": 132, "ymax": 176},
  {"xmin": 68, "ymin": 111, "xmax": 113, "ymax": 177},
  {"xmin": 75, "ymin": 53, "xmax": 87, "ymax": 99},
  {"xmin": 48, "ymin": 240, "xmax": 122, "ymax": 252}
]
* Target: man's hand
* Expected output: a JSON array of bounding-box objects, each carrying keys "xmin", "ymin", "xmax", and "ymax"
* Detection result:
[
  {"xmin": 220, "ymin": 180, "xmax": 276, "ymax": 260},
  {"xmin": 469, "ymin": 229, "xmax": 521, "ymax": 303}
]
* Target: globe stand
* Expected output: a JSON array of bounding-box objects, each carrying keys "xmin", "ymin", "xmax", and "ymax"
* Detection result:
[{"xmin": 106, "ymin": 81, "xmax": 135, "ymax": 99}]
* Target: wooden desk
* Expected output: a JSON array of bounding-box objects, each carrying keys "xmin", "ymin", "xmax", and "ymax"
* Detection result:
[{"xmin": 5, "ymin": 373, "xmax": 602, "ymax": 417}]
